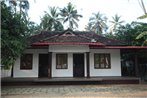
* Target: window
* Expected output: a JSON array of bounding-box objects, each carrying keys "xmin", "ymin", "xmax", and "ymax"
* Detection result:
[
  {"xmin": 56, "ymin": 54, "xmax": 68, "ymax": 69},
  {"xmin": 94, "ymin": 53, "xmax": 111, "ymax": 69},
  {"xmin": 20, "ymin": 54, "xmax": 33, "ymax": 70}
]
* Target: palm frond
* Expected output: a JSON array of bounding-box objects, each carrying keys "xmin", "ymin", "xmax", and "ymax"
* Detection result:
[
  {"xmin": 72, "ymin": 19, "xmax": 78, "ymax": 28},
  {"xmin": 136, "ymin": 31, "xmax": 147, "ymax": 39},
  {"xmin": 137, "ymin": 13, "xmax": 147, "ymax": 19},
  {"xmin": 69, "ymin": 21, "xmax": 73, "ymax": 29},
  {"xmin": 63, "ymin": 18, "xmax": 68, "ymax": 23},
  {"xmin": 59, "ymin": 2, "xmax": 82, "ymax": 29}
]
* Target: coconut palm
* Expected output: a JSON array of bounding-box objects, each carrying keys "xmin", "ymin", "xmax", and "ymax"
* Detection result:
[
  {"xmin": 136, "ymin": 31, "xmax": 147, "ymax": 45},
  {"xmin": 60, "ymin": 2, "xmax": 83, "ymax": 29},
  {"xmin": 135, "ymin": 22, "xmax": 147, "ymax": 45},
  {"xmin": 88, "ymin": 12, "xmax": 108, "ymax": 35},
  {"xmin": 9, "ymin": 0, "xmax": 29, "ymax": 14},
  {"xmin": 134, "ymin": 0, "xmax": 147, "ymax": 45},
  {"xmin": 138, "ymin": 0, "xmax": 146, "ymax": 14},
  {"xmin": 40, "ymin": 7, "xmax": 63, "ymax": 31},
  {"xmin": 85, "ymin": 23, "xmax": 93, "ymax": 31},
  {"xmin": 129, "ymin": 0, "xmax": 147, "ymax": 19},
  {"xmin": 109, "ymin": 14, "xmax": 125, "ymax": 33}
]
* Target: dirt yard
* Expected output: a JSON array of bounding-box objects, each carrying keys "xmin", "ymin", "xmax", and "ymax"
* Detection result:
[{"xmin": 1, "ymin": 84, "xmax": 147, "ymax": 98}]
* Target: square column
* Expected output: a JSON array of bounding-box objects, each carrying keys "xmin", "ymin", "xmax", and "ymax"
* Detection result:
[
  {"xmin": 48, "ymin": 52, "xmax": 52, "ymax": 78},
  {"xmin": 86, "ymin": 52, "xmax": 90, "ymax": 78}
]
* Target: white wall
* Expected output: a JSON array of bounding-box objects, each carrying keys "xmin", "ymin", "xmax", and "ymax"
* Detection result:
[
  {"xmin": 50, "ymin": 45, "xmax": 89, "ymax": 77},
  {"xmin": 1, "ymin": 69, "xmax": 12, "ymax": 78},
  {"xmin": 52, "ymin": 53, "xmax": 87, "ymax": 77},
  {"xmin": 13, "ymin": 47, "xmax": 122, "ymax": 78},
  {"xmin": 49, "ymin": 45, "xmax": 89, "ymax": 52},
  {"xmin": 52, "ymin": 53, "xmax": 73, "ymax": 77},
  {"xmin": 89, "ymin": 49, "xmax": 121, "ymax": 76},
  {"xmin": 13, "ymin": 49, "xmax": 48, "ymax": 78}
]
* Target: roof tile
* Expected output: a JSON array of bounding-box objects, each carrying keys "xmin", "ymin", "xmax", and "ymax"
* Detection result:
[{"xmin": 29, "ymin": 29, "xmax": 126, "ymax": 46}]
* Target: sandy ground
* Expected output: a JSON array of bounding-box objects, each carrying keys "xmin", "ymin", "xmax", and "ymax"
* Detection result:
[{"xmin": 1, "ymin": 84, "xmax": 147, "ymax": 98}]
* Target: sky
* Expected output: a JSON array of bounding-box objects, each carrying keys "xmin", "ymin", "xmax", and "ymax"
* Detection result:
[{"xmin": 28, "ymin": 0, "xmax": 147, "ymax": 30}]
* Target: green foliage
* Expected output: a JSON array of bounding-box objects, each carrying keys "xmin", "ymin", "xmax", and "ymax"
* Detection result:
[
  {"xmin": 136, "ymin": 31, "xmax": 147, "ymax": 45},
  {"xmin": 40, "ymin": 2, "xmax": 83, "ymax": 31},
  {"xmin": 138, "ymin": 14, "xmax": 147, "ymax": 19},
  {"xmin": 40, "ymin": 7, "xmax": 64, "ymax": 31},
  {"xmin": 1, "ymin": 1, "xmax": 33, "ymax": 69},
  {"xmin": 9, "ymin": 0, "xmax": 30, "ymax": 14},
  {"xmin": 114, "ymin": 22, "xmax": 147, "ymax": 46},
  {"xmin": 104, "ymin": 32, "xmax": 116, "ymax": 39}
]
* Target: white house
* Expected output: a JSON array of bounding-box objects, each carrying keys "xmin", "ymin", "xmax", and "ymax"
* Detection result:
[{"xmin": 13, "ymin": 29, "xmax": 142, "ymax": 78}]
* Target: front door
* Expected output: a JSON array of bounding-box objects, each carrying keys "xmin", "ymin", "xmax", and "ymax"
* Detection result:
[
  {"xmin": 39, "ymin": 54, "xmax": 49, "ymax": 78},
  {"xmin": 73, "ymin": 54, "xmax": 84, "ymax": 77}
]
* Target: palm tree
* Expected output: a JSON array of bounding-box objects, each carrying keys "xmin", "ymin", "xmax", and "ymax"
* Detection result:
[
  {"xmin": 9, "ymin": 0, "xmax": 29, "ymax": 15},
  {"xmin": 135, "ymin": 22, "xmax": 147, "ymax": 45},
  {"xmin": 138, "ymin": 0, "xmax": 146, "ymax": 15},
  {"xmin": 40, "ymin": 7, "xmax": 63, "ymax": 31},
  {"xmin": 136, "ymin": 31, "xmax": 147, "ymax": 45},
  {"xmin": 8, "ymin": 0, "xmax": 30, "ymax": 35},
  {"xmin": 109, "ymin": 14, "xmax": 125, "ymax": 33},
  {"xmin": 85, "ymin": 23, "xmax": 93, "ymax": 31},
  {"xmin": 129, "ymin": 0, "xmax": 147, "ymax": 19},
  {"xmin": 134, "ymin": 0, "xmax": 147, "ymax": 45},
  {"xmin": 19, "ymin": 0, "xmax": 29, "ymax": 15},
  {"xmin": 60, "ymin": 2, "xmax": 83, "ymax": 30},
  {"xmin": 88, "ymin": 12, "xmax": 108, "ymax": 35}
]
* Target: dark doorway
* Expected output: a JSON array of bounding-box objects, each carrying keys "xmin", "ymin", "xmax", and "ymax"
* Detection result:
[
  {"xmin": 73, "ymin": 54, "xmax": 84, "ymax": 77},
  {"xmin": 121, "ymin": 49, "xmax": 147, "ymax": 79},
  {"xmin": 39, "ymin": 54, "xmax": 49, "ymax": 78}
]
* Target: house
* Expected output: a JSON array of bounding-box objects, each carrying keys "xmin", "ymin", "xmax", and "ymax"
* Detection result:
[{"xmin": 13, "ymin": 29, "xmax": 147, "ymax": 78}]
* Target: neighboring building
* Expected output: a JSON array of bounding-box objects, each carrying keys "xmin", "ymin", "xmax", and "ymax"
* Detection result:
[{"xmin": 13, "ymin": 29, "xmax": 147, "ymax": 78}]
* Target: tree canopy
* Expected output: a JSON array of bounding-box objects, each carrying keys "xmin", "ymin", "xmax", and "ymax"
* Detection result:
[
  {"xmin": 109, "ymin": 22, "xmax": 147, "ymax": 46},
  {"xmin": 40, "ymin": 7, "xmax": 64, "ymax": 31},
  {"xmin": 1, "ymin": 1, "xmax": 35, "ymax": 69}
]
